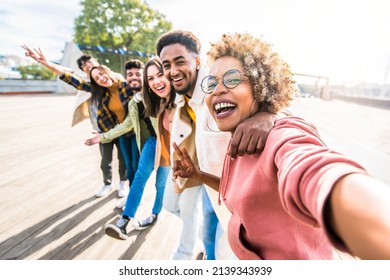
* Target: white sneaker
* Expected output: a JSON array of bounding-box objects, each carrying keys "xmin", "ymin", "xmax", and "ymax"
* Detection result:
[
  {"xmin": 116, "ymin": 198, "xmax": 126, "ymax": 209},
  {"xmin": 95, "ymin": 184, "xmax": 113, "ymax": 197},
  {"xmin": 117, "ymin": 181, "xmax": 129, "ymax": 198},
  {"xmin": 133, "ymin": 214, "xmax": 158, "ymax": 230}
]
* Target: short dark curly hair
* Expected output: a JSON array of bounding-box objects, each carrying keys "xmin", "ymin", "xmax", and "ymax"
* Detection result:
[
  {"xmin": 124, "ymin": 59, "xmax": 144, "ymax": 70},
  {"xmin": 156, "ymin": 30, "xmax": 201, "ymax": 56},
  {"xmin": 207, "ymin": 32, "xmax": 298, "ymax": 114}
]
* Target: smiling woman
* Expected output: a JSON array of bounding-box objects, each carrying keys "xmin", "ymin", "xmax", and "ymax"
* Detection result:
[
  {"xmin": 172, "ymin": 32, "xmax": 390, "ymax": 260},
  {"xmin": 203, "ymin": 58, "xmax": 260, "ymax": 133},
  {"xmin": 90, "ymin": 66, "xmax": 114, "ymax": 88}
]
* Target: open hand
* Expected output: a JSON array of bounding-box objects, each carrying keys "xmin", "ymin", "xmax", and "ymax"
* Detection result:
[{"xmin": 84, "ymin": 132, "xmax": 101, "ymax": 146}]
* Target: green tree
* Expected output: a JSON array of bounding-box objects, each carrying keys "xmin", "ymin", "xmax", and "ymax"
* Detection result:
[
  {"xmin": 74, "ymin": 0, "xmax": 172, "ymax": 73},
  {"xmin": 18, "ymin": 64, "xmax": 56, "ymax": 80}
]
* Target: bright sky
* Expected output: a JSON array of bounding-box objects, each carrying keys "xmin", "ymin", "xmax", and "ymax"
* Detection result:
[{"xmin": 1, "ymin": 0, "xmax": 390, "ymax": 84}]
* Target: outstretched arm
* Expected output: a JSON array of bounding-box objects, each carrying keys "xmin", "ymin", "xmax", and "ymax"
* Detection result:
[
  {"xmin": 230, "ymin": 111, "xmax": 276, "ymax": 159},
  {"xmin": 84, "ymin": 132, "xmax": 101, "ymax": 146},
  {"xmin": 21, "ymin": 45, "xmax": 72, "ymax": 76},
  {"xmin": 22, "ymin": 45, "xmax": 92, "ymax": 92},
  {"xmin": 84, "ymin": 117, "xmax": 133, "ymax": 146},
  {"xmin": 172, "ymin": 142, "xmax": 220, "ymax": 191},
  {"xmin": 327, "ymin": 173, "xmax": 390, "ymax": 259},
  {"xmin": 85, "ymin": 100, "xmax": 136, "ymax": 146}
]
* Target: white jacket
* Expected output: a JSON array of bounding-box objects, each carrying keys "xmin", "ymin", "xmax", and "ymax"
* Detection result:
[{"xmin": 171, "ymin": 66, "xmax": 232, "ymax": 231}]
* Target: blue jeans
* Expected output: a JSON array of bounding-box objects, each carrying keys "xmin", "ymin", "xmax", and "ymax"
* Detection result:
[
  {"xmin": 123, "ymin": 136, "xmax": 170, "ymax": 218},
  {"xmin": 201, "ymin": 187, "xmax": 218, "ymax": 260},
  {"xmin": 163, "ymin": 173, "xmax": 203, "ymax": 260},
  {"xmin": 119, "ymin": 133, "xmax": 139, "ymax": 185}
]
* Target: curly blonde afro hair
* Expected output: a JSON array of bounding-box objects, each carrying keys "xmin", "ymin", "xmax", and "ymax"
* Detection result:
[{"xmin": 207, "ymin": 32, "xmax": 298, "ymax": 114}]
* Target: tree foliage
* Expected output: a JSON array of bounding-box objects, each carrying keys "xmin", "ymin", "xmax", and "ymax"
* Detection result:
[
  {"xmin": 74, "ymin": 0, "xmax": 172, "ymax": 73},
  {"xmin": 18, "ymin": 64, "xmax": 56, "ymax": 80}
]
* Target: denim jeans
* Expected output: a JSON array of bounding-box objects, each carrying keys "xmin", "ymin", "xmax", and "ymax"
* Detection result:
[
  {"xmin": 201, "ymin": 187, "xmax": 218, "ymax": 260},
  {"xmin": 163, "ymin": 172, "xmax": 202, "ymax": 260},
  {"xmin": 119, "ymin": 133, "xmax": 139, "ymax": 186},
  {"xmin": 123, "ymin": 136, "xmax": 170, "ymax": 218}
]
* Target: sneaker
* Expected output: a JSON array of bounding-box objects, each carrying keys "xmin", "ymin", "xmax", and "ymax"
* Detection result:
[
  {"xmin": 116, "ymin": 198, "xmax": 126, "ymax": 209},
  {"xmin": 117, "ymin": 181, "xmax": 129, "ymax": 198},
  {"xmin": 95, "ymin": 184, "xmax": 113, "ymax": 197},
  {"xmin": 104, "ymin": 216, "xmax": 130, "ymax": 240},
  {"xmin": 133, "ymin": 214, "xmax": 158, "ymax": 230}
]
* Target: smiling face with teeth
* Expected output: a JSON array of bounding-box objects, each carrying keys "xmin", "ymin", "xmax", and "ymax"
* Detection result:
[
  {"xmin": 91, "ymin": 67, "xmax": 113, "ymax": 88},
  {"xmin": 126, "ymin": 67, "xmax": 143, "ymax": 92},
  {"xmin": 146, "ymin": 64, "xmax": 171, "ymax": 99},
  {"xmin": 160, "ymin": 43, "xmax": 200, "ymax": 97},
  {"xmin": 205, "ymin": 56, "xmax": 258, "ymax": 133}
]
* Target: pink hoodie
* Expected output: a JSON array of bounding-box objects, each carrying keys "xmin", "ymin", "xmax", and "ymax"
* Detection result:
[{"xmin": 219, "ymin": 116, "xmax": 367, "ymax": 259}]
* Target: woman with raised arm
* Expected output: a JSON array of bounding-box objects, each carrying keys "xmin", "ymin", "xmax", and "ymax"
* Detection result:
[{"xmin": 21, "ymin": 45, "xmax": 128, "ymax": 198}]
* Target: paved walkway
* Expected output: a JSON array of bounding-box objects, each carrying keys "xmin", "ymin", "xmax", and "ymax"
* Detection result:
[
  {"xmin": 0, "ymin": 93, "xmax": 181, "ymax": 260},
  {"xmin": 0, "ymin": 93, "xmax": 388, "ymax": 260}
]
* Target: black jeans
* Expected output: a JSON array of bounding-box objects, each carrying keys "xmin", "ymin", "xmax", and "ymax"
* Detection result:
[{"xmin": 99, "ymin": 138, "xmax": 127, "ymax": 185}]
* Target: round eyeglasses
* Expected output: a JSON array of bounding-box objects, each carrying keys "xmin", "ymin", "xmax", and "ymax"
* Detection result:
[{"xmin": 200, "ymin": 69, "xmax": 246, "ymax": 94}]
